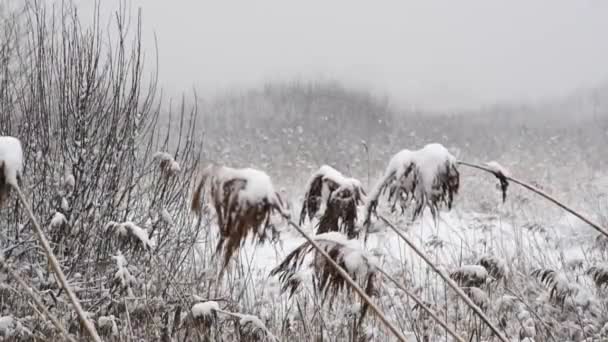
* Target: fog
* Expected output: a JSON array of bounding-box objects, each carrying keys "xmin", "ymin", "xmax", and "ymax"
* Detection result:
[{"xmin": 81, "ymin": 0, "xmax": 608, "ymax": 111}]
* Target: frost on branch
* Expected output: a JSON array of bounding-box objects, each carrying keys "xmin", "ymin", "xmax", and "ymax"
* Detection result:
[
  {"xmin": 270, "ymin": 232, "xmax": 378, "ymax": 325},
  {"xmin": 300, "ymin": 165, "xmax": 366, "ymax": 238},
  {"xmin": 364, "ymin": 143, "xmax": 459, "ymax": 229},
  {"xmin": 191, "ymin": 164, "xmax": 289, "ymax": 269},
  {"xmin": 484, "ymin": 161, "xmax": 510, "ymax": 202},
  {"xmin": 0, "ymin": 136, "xmax": 23, "ymax": 206}
]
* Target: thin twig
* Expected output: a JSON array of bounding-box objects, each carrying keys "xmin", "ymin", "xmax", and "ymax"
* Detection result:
[
  {"xmin": 285, "ymin": 218, "xmax": 408, "ymax": 342},
  {"xmin": 378, "ymin": 214, "xmax": 508, "ymax": 342},
  {"xmin": 0, "ymin": 256, "xmax": 76, "ymax": 342},
  {"xmin": 458, "ymin": 161, "xmax": 608, "ymax": 239},
  {"xmin": 375, "ymin": 266, "xmax": 466, "ymax": 342},
  {"xmin": 13, "ymin": 184, "xmax": 101, "ymax": 342}
]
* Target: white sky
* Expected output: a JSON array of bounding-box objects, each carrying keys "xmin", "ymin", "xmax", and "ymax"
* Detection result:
[{"xmin": 78, "ymin": 0, "xmax": 608, "ymax": 111}]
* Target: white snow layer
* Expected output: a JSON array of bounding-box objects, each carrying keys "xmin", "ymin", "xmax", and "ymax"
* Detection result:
[
  {"xmin": 485, "ymin": 161, "xmax": 510, "ymax": 177},
  {"xmin": 205, "ymin": 165, "xmax": 288, "ymax": 215},
  {"xmin": 122, "ymin": 222, "xmax": 153, "ymax": 250},
  {"xmin": 50, "ymin": 212, "xmax": 67, "ymax": 228},
  {"xmin": 0, "ymin": 136, "xmax": 23, "ymax": 186},
  {"xmin": 192, "ymin": 301, "xmax": 219, "ymax": 318}
]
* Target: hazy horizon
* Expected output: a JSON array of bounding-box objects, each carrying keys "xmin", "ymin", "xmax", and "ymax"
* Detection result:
[{"xmin": 78, "ymin": 0, "xmax": 608, "ymax": 112}]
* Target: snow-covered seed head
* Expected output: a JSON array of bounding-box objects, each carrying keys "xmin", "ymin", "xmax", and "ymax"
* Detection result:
[
  {"xmin": 153, "ymin": 151, "xmax": 180, "ymax": 177},
  {"xmin": 0, "ymin": 136, "xmax": 23, "ymax": 206},
  {"xmin": 191, "ymin": 164, "xmax": 288, "ymax": 271},
  {"xmin": 300, "ymin": 165, "xmax": 366, "ymax": 238},
  {"xmin": 363, "ymin": 143, "xmax": 459, "ymax": 235},
  {"xmin": 270, "ymin": 232, "xmax": 378, "ymax": 324},
  {"xmin": 450, "ymin": 265, "xmax": 489, "ymax": 287}
]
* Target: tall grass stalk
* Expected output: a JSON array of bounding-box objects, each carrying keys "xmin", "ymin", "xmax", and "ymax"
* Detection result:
[
  {"xmin": 378, "ymin": 214, "xmax": 508, "ymax": 342},
  {"xmin": 13, "ymin": 184, "xmax": 101, "ymax": 341}
]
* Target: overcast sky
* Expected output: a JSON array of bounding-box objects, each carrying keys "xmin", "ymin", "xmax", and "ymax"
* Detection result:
[{"xmin": 80, "ymin": 0, "xmax": 608, "ymax": 111}]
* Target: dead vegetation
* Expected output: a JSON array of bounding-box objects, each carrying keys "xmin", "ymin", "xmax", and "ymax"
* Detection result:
[
  {"xmin": 191, "ymin": 164, "xmax": 289, "ymax": 269},
  {"xmin": 364, "ymin": 143, "xmax": 460, "ymax": 233},
  {"xmin": 300, "ymin": 165, "xmax": 365, "ymax": 238},
  {"xmin": 270, "ymin": 232, "xmax": 378, "ymax": 327}
]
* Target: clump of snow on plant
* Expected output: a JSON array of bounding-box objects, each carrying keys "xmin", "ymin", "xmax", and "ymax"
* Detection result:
[
  {"xmin": 153, "ymin": 151, "xmax": 181, "ymax": 174},
  {"xmin": 50, "ymin": 212, "xmax": 67, "ymax": 229},
  {"xmin": 0, "ymin": 316, "xmax": 30, "ymax": 338},
  {"xmin": 314, "ymin": 232, "xmax": 377, "ymax": 276},
  {"xmin": 0, "ymin": 136, "xmax": 23, "ymax": 186},
  {"xmin": 98, "ymin": 315, "xmax": 118, "ymax": 336},
  {"xmin": 202, "ymin": 165, "xmax": 289, "ymax": 216},
  {"xmin": 112, "ymin": 252, "xmax": 136, "ymax": 296},
  {"xmin": 192, "ymin": 301, "xmax": 220, "ymax": 318},
  {"xmin": 364, "ymin": 143, "xmax": 458, "ymax": 225},
  {"xmin": 105, "ymin": 221, "xmax": 153, "ymax": 251},
  {"xmin": 160, "ymin": 208, "xmax": 174, "ymax": 226},
  {"xmin": 485, "ymin": 161, "xmax": 510, "ymax": 177},
  {"xmin": 415, "ymin": 143, "xmax": 457, "ymax": 193}
]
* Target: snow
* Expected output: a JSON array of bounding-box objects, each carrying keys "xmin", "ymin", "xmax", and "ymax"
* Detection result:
[
  {"xmin": 98, "ymin": 315, "xmax": 118, "ymax": 335},
  {"xmin": 0, "ymin": 316, "xmax": 16, "ymax": 336},
  {"xmin": 0, "ymin": 136, "xmax": 23, "ymax": 186},
  {"xmin": 456, "ymin": 265, "xmax": 488, "ymax": 279},
  {"xmin": 112, "ymin": 252, "xmax": 127, "ymax": 269},
  {"xmin": 191, "ymin": 301, "xmax": 219, "ymax": 318},
  {"xmin": 368, "ymin": 149, "xmax": 413, "ymax": 201},
  {"xmin": 152, "ymin": 151, "xmax": 173, "ymax": 162},
  {"xmin": 205, "ymin": 165, "xmax": 288, "ymax": 215},
  {"xmin": 485, "ymin": 161, "xmax": 510, "ymax": 177},
  {"xmin": 153, "ymin": 151, "xmax": 180, "ymax": 174},
  {"xmin": 315, "ymin": 165, "xmax": 362, "ymax": 190},
  {"xmin": 413, "ymin": 143, "xmax": 456, "ymax": 193},
  {"xmin": 366, "ymin": 143, "xmax": 456, "ymax": 215},
  {"xmin": 234, "ymin": 168, "xmax": 277, "ymax": 200},
  {"xmin": 239, "ymin": 314, "xmax": 266, "ymax": 329},
  {"xmin": 0, "ymin": 316, "xmax": 28, "ymax": 337},
  {"xmin": 160, "ymin": 208, "xmax": 174, "ymax": 226},
  {"xmin": 50, "ymin": 212, "xmax": 67, "ymax": 228},
  {"xmin": 122, "ymin": 222, "xmax": 153, "ymax": 250}
]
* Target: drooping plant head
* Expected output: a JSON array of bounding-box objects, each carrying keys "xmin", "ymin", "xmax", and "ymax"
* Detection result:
[
  {"xmin": 270, "ymin": 232, "xmax": 379, "ymax": 326},
  {"xmin": 191, "ymin": 164, "xmax": 289, "ymax": 270},
  {"xmin": 0, "ymin": 136, "xmax": 23, "ymax": 206},
  {"xmin": 364, "ymin": 143, "xmax": 459, "ymax": 233},
  {"xmin": 300, "ymin": 165, "xmax": 366, "ymax": 238}
]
